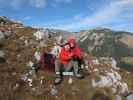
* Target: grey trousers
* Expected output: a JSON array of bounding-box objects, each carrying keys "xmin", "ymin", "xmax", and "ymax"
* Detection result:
[{"xmin": 55, "ymin": 59, "xmax": 79, "ymax": 77}]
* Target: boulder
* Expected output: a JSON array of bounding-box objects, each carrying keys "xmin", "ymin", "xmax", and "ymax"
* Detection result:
[
  {"xmin": 126, "ymin": 93, "xmax": 133, "ymax": 100},
  {"xmin": 3, "ymin": 31, "xmax": 13, "ymax": 37},
  {"xmin": 33, "ymin": 29, "xmax": 49, "ymax": 40},
  {"xmin": 92, "ymin": 70, "xmax": 129, "ymax": 94}
]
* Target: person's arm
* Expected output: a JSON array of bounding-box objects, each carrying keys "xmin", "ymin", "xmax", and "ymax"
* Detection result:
[{"xmin": 75, "ymin": 48, "xmax": 82, "ymax": 59}]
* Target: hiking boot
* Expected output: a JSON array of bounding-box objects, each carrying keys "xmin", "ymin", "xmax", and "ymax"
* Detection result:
[{"xmin": 54, "ymin": 77, "xmax": 62, "ymax": 85}]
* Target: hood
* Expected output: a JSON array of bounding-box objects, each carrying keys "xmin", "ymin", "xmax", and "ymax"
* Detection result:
[{"xmin": 68, "ymin": 36, "xmax": 76, "ymax": 45}]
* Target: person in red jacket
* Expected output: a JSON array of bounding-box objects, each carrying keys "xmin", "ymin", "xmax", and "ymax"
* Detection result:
[
  {"xmin": 54, "ymin": 43, "xmax": 74, "ymax": 85},
  {"xmin": 68, "ymin": 36, "xmax": 82, "ymax": 56},
  {"xmin": 68, "ymin": 37, "xmax": 83, "ymax": 78},
  {"xmin": 54, "ymin": 38, "xmax": 84, "ymax": 85},
  {"xmin": 59, "ymin": 45, "xmax": 72, "ymax": 64}
]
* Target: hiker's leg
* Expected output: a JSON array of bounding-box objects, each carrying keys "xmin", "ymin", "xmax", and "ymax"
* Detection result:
[
  {"xmin": 78, "ymin": 59, "xmax": 84, "ymax": 71},
  {"xmin": 55, "ymin": 59, "xmax": 60, "ymax": 73},
  {"xmin": 54, "ymin": 62, "xmax": 64, "ymax": 85},
  {"xmin": 64, "ymin": 62, "xmax": 73, "ymax": 72},
  {"xmin": 72, "ymin": 61, "xmax": 79, "ymax": 75},
  {"xmin": 55, "ymin": 60, "xmax": 63, "ymax": 77},
  {"xmin": 72, "ymin": 61, "xmax": 84, "ymax": 78}
]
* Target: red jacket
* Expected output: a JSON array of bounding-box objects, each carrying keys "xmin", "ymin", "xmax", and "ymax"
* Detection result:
[
  {"xmin": 71, "ymin": 47, "xmax": 82, "ymax": 59},
  {"xmin": 68, "ymin": 37, "xmax": 82, "ymax": 59},
  {"xmin": 59, "ymin": 48, "xmax": 71, "ymax": 64}
]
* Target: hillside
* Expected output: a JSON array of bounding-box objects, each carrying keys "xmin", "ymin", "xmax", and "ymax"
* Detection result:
[
  {"xmin": 78, "ymin": 28, "xmax": 133, "ymax": 71},
  {"xmin": 0, "ymin": 17, "xmax": 133, "ymax": 100},
  {"xmin": 78, "ymin": 28, "xmax": 133, "ymax": 55}
]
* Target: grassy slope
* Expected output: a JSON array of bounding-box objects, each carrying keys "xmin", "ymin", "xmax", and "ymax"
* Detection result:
[{"xmin": 0, "ymin": 26, "xmax": 133, "ymax": 100}]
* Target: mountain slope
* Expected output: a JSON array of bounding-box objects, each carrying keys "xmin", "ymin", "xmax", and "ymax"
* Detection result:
[{"xmin": 0, "ymin": 17, "xmax": 133, "ymax": 100}]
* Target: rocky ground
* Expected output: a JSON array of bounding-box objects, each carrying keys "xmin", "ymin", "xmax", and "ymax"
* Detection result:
[{"xmin": 0, "ymin": 17, "xmax": 133, "ymax": 100}]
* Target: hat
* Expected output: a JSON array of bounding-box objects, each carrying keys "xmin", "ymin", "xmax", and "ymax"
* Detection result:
[{"xmin": 68, "ymin": 36, "xmax": 76, "ymax": 45}]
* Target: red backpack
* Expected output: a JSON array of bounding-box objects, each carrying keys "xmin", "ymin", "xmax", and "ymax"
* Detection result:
[{"xmin": 39, "ymin": 50, "xmax": 55, "ymax": 71}]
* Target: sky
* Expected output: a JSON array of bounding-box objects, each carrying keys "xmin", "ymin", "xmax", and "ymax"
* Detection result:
[{"xmin": 0, "ymin": 0, "xmax": 133, "ymax": 32}]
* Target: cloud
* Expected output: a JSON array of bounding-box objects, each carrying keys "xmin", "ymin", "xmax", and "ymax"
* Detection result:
[
  {"xmin": 51, "ymin": 0, "xmax": 133, "ymax": 31},
  {"xmin": 51, "ymin": 0, "xmax": 72, "ymax": 7},
  {"xmin": 0, "ymin": 0, "xmax": 72, "ymax": 10},
  {"xmin": 30, "ymin": 0, "xmax": 47, "ymax": 8},
  {"xmin": 83, "ymin": 0, "xmax": 133, "ymax": 25},
  {"xmin": 23, "ymin": 16, "xmax": 32, "ymax": 21},
  {"xmin": 64, "ymin": 0, "xmax": 72, "ymax": 3},
  {"xmin": 53, "ymin": 0, "xmax": 72, "ymax": 3},
  {"xmin": 0, "ymin": 0, "xmax": 47, "ymax": 10},
  {"xmin": 0, "ymin": 0, "xmax": 25, "ymax": 10},
  {"xmin": 108, "ymin": 22, "xmax": 133, "ymax": 32},
  {"xmin": 10, "ymin": 0, "xmax": 26, "ymax": 9}
]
